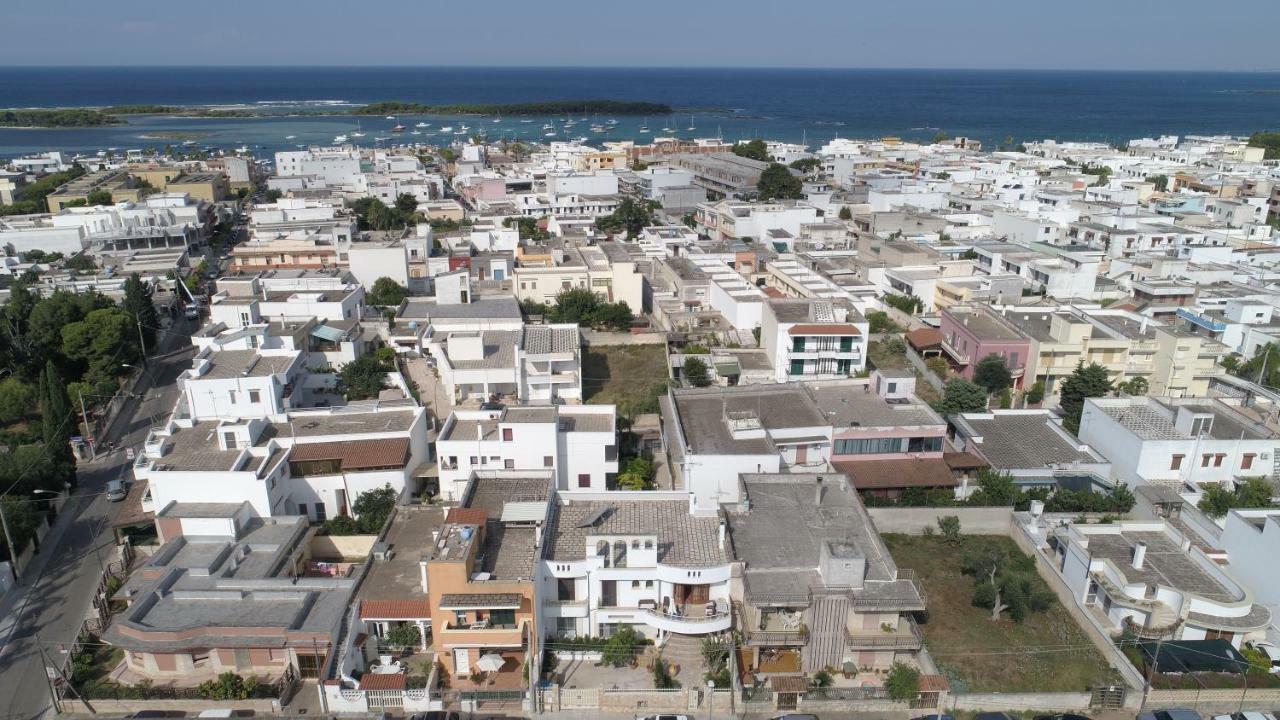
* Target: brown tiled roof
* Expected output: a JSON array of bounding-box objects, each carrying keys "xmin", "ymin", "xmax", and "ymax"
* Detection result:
[
  {"xmin": 762, "ymin": 287, "xmax": 786, "ymax": 298},
  {"xmin": 446, "ymin": 507, "xmax": 488, "ymax": 526},
  {"xmin": 289, "ymin": 438, "xmax": 410, "ymax": 470},
  {"xmin": 360, "ymin": 599, "xmax": 431, "ymax": 620},
  {"xmin": 358, "ymin": 673, "xmax": 406, "ymax": 690},
  {"xmin": 919, "ymin": 674, "xmax": 950, "ymax": 692},
  {"xmin": 943, "ymin": 451, "xmax": 989, "ymax": 470},
  {"xmin": 835, "ymin": 458, "xmax": 959, "ymax": 490},
  {"xmin": 787, "ymin": 323, "xmax": 861, "ymax": 336},
  {"xmin": 770, "ymin": 675, "xmax": 809, "ymax": 692},
  {"xmin": 906, "ymin": 327, "xmax": 943, "ymax": 350}
]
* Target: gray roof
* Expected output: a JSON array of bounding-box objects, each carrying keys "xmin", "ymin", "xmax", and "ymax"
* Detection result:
[
  {"xmin": 360, "ymin": 504, "xmax": 445, "ymax": 602},
  {"xmin": 806, "ymin": 382, "xmax": 943, "ymax": 429},
  {"xmin": 523, "ymin": 325, "xmax": 580, "ymax": 354},
  {"xmin": 438, "ymin": 592, "xmax": 522, "ymax": 609},
  {"xmin": 465, "ymin": 475, "xmax": 552, "ymax": 580},
  {"xmin": 671, "ymin": 385, "xmax": 828, "ymax": 456},
  {"xmin": 544, "ymin": 499, "xmax": 728, "ymax": 567},
  {"xmin": 399, "ymin": 296, "xmax": 521, "ymax": 320},
  {"xmin": 956, "ymin": 412, "xmax": 1098, "ymax": 469},
  {"xmin": 446, "ymin": 330, "xmax": 519, "ymax": 370},
  {"xmin": 196, "ymin": 350, "xmax": 296, "ymax": 380},
  {"xmin": 1086, "ymin": 531, "xmax": 1238, "ymax": 603}
]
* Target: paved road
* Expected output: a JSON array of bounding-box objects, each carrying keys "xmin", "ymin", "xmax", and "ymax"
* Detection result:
[{"xmin": 0, "ymin": 332, "xmax": 195, "ymax": 720}]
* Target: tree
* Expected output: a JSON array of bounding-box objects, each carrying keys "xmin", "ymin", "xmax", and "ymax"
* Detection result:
[
  {"xmin": 338, "ymin": 355, "xmax": 390, "ymax": 400},
  {"xmin": 1248, "ymin": 131, "xmax": 1280, "ymax": 160},
  {"xmin": 1025, "ymin": 380, "xmax": 1045, "ymax": 405},
  {"xmin": 961, "ymin": 541, "xmax": 1051, "ymax": 622},
  {"xmin": 264, "ymin": 189, "xmax": 283, "ymax": 202},
  {"xmin": 353, "ymin": 484, "xmax": 398, "ymax": 533},
  {"xmin": 385, "ymin": 623, "xmax": 422, "ymax": 649},
  {"xmin": 503, "ymin": 216, "xmax": 550, "ymax": 241},
  {"xmin": 85, "ymin": 189, "xmax": 113, "ymax": 206},
  {"xmin": 757, "ymin": 163, "xmax": 803, "ymax": 201},
  {"xmin": 968, "ymin": 468, "xmax": 1018, "ymax": 507},
  {"xmin": 63, "ymin": 254, "xmax": 96, "ymax": 272},
  {"xmin": 1199, "ymin": 477, "xmax": 1276, "ymax": 518},
  {"xmin": 198, "ymin": 672, "xmax": 260, "ymax": 700},
  {"xmin": 937, "ymin": 515, "xmax": 962, "ymax": 546},
  {"xmin": 40, "ymin": 361, "xmax": 77, "ymax": 485},
  {"xmin": 933, "ymin": 131, "xmax": 950, "ymax": 144},
  {"xmin": 837, "ymin": 206, "xmax": 852, "ymax": 221},
  {"xmin": 885, "ymin": 661, "xmax": 920, "ymax": 701},
  {"xmin": 1118, "ymin": 376, "xmax": 1149, "ymax": 397},
  {"xmin": 683, "ymin": 357, "xmax": 711, "ymax": 387},
  {"xmin": 543, "ymin": 287, "xmax": 632, "ymax": 331},
  {"xmin": 367, "ymin": 277, "xmax": 409, "ymax": 307},
  {"xmin": 394, "ymin": 192, "xmax": 418, "ymax": 215},
  {"xmin": 937, "ymin": 378, "xmax": 988, "ymax": 414},
  {"xmin": 732, "ymin": 139, "xmax": 769, "ymax": 161},
  {"xmin": 595, "ymin": 197, "xmax": 655, "ymax": 238},
  {"xmin": 123, "ymin": 273, "xmax": 159, "ymax": 353},
  {"xmin": 960, "ymin": 248, "xmax": 979, "ymax": 259},
  {"xmin": 62, "ymin": 307, "xmax": 139, "ymax": 389},
  {"xmin": 1147, "ymin": 174, "xmax": 1169, "ymax": 192},
  {"xmin": 602, "ymin": 625, "xmax": 641, "ymax": 667},
  {"xmin": 973, "ymin": 354, "xmax": 1013, "ymax": 394},
  {"xmin": 1197, "ymin": 484, "xmax": 1236, "ymax": 519},
  {"xmin": 883, "ymin": 294, "xmax": 924, "ymax": 315},
  {"xmin": 0, "ymin": 496, "xmax": 41, "ymax": 562},
  {"xmin": 1059, "ymin": 363, "xmax": 1113, "ymax": 434},
  {"xmin": 0, "ymin": 377, "xmax": 35, "ymax": 425},
  {"xmin": 866, "ymin": 310, "xmax": 902, "ymax": 334},
  {"xmin": 617, "ymin": 456, "xmax": 654, "ymax": 491},
  {"xmin": 789, "ymin": 157, "xmax": 822, "ymax": 173}
]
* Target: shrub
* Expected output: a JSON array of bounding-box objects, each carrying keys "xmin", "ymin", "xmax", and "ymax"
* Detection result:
[
  {"xmin": 385, "ymin": 622, "xmax": 422, "ymax": 649},
  {"xmin": 652, "ymin": 657, "xmax": 679, "ymax": 688},
  {"xmin": 885, "ymin": 661, "xmax": 920, "ymax": 700},
  {"xmin": 197, "ymin": 672, "xmax": 259, "ymax": 700}
]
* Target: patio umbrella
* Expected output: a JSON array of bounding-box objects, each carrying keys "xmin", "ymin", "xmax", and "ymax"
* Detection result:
[{"xmin": 475, "ymin": 653, "xmax": 506, "ymax": 673}]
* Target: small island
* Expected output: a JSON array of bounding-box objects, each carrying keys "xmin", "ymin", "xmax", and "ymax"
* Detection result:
[
  {"xmin": 350, "ymin": 100, "xmax": 673, "ymax": 116},
  {"xmin": 0, "ymin": 109, "xmax": 123, "ymax": 128}
]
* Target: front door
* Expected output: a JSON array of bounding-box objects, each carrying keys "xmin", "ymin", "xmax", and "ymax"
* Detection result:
[
  {"xmin": 453, "ymin": 648, "xmax": 470, "ymax": 675},
  {"xmin": 795, "ymin": 445, "xmax": 808, "ymax": 465},
  {"xmin": 234, "ymin": 648, "xmax": 251, "ymax": 671}
]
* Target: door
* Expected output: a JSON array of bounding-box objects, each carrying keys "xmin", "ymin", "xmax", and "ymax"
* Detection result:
[
  {"xmin": 453, "ymin": 648, "xmax": 470, "ymax": 675},
  {"xmin": 234, "ymin": 648, "xmax": 251, "ymax": 671},
  {"xmin": 795, "ymin": 445, "xmax": 808, "ymax": 466}
]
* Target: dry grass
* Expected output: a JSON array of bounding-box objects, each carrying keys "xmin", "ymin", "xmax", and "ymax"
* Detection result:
[
  {"xmin": 884, "ymin": 533, "xmax": 1121, "ymax": 693},
  {"xmin": 581, "ymin": 344, "xmax": 669, "ymax": 415}
]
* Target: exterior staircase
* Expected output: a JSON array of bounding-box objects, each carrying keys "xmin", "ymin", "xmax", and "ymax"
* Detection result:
[{"xmin": 803, "ymin": 593, "xmax": 850, "ymax": 672}]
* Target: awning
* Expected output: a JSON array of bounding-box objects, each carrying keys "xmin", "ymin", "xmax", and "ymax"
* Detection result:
[
  {"xmin": 438, "ymin": 593, "xmax": 522, "ymax": 610},
  {"xmin": 714, "ymin": 361, "xmax": 741, "ymax": 376},
  {"xmin": 501, "ymin": 501, "xmax": 548, "ymax": 523},
  {"xmin": 772, "ymin": 435, "xmax": 829, "ymax": 445},
  {"xmin": 475, "ymin": 653, "xmax": 506, "ymax": 673},
  {"xmin": 310, "ymin": 324, "xmax": 347, "ymax": 342}
]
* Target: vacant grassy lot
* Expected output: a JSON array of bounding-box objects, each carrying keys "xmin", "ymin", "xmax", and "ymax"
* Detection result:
[
  {"xmin": 883, "ymin": 533, "xmax": 1120, "ymax": 693},
  {"xmin": 582, "ymin": 344, "xmax": 669, "ymax": 416},
  {"xmin": 867, "ymin": 339, "xmax": 942, "ymax": 406}
]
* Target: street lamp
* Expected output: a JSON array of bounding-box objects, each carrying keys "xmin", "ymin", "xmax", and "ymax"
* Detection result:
[{"xmin": 707, "ymin": 678, "xmax": 716, "ymax": 720}]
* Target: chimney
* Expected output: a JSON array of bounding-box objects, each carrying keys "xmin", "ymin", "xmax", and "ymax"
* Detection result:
[
  {"xmin": 1139, "ymin": 317, "xmax": 1148, "ymax": 334},
  {"xmin": 689, "ymin": 491, "xmax": 696, "ymax": 514},
  {"xmin": 815, "ymin": 476, "xmax": 825, "ymax": 506},
  {"xmin": 1132, "ymin": 540, "xmax": 1148, "ymax": 570},
  {"xmin": 718, "ymin": 520, "xmax": 726, "ymax": 551}
]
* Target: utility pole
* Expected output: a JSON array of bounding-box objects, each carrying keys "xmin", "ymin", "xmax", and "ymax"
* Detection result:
[
  {"xmin": 77, "ymin": 389, "xmax": 95, "ymax": 460},
  {"xmin": 0, "ymin": 498, "xmax": 18, "ymax": 580},
  {"xmin": 136, "ymin": 318, "xmax": 148, "ymax": 366}
]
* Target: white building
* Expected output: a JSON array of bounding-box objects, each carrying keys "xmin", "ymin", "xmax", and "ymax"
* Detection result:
[
  {"xmin": 760, "ymin": 298, "xmax": 868, "ymax": 382},
  {"xmin": 425, "ymin": 325, "xmax": 582, "ymax": 405},
  {"xmin": 435, "ymin": 404, "xmax": 619, "ymax": 500}
]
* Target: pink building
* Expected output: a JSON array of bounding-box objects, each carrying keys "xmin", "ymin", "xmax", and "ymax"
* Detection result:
[{"xmin": 939, "ymin": 305, "xmax": 1031, "ymax": 389}]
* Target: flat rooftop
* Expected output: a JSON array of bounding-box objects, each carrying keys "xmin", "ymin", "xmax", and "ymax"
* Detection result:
[
  {"xmin": 195, "ymin": 350, "xmax": 296, "ymax": 380},
  {"xmin": 1085, "ymin": 529, "xmax": 1237, "ymax": 602},
  {"xmin": 544, "ymin": 499, "xmax": 728, "ymax": 567},
  {"xmin": 669, "ymin": 385, "xmax": 827, "ymax": 456},
  {"xmin": 806, "ymin": 381, "xmax": 942, "ymax": 428},
  {"xmin": 361, "ymin": 504, "xmax": 445, "ymax": 602},
  {"xmin": 1095, "ymin": 398, "xmax": 1275, "ymax": 441},
  {"xmin": 956, "ymin": 412, "xmax": 1099, "ymax": 469},
  {"xmin": 399, "ymin": 296, "xmax": 521, "ymax": 321}
]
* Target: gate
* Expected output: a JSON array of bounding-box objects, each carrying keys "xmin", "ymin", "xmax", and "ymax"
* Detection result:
[{"xmin": 1090, "ymin": 684, "xmax": 1126, "ymax": 709}]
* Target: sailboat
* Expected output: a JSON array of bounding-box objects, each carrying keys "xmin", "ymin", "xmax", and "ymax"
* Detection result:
[
  {"xmin": 687, "ymin": 114, "xmax": 696, "ymax": 131},
  {"xmin": 351, "ymin": 120, "xmax": 366, "ymax": 138},
  {"xmin": 639, "ymin": 117, "xmax": 650, "ymax": 133}
]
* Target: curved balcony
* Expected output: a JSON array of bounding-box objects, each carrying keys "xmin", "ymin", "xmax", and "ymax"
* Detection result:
[{"xmin": 639, "ymin": 607, "xmax": 731, "ymax": 634}]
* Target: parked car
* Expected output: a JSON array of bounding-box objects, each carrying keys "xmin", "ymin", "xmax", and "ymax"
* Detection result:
[
  {"xmin": 1139, "ymin": 709, "xmax": 1203, "ymax": 720},
  {"xmin": 979, "ymin": 713, "xmax": 1019, "ymax": 720},
  {"xmin": 771, "ymin": 715, "xmax": 820, "ymax": 720},
  {"xmin": 1249, "ymin": 641, "xmax": 1280, "ymax": 673},
  {"xmin": 409, "ymin": 713, "xmax": 459, "ymax": 720},
  {"xmin": 1034, "ymin": 714, "xmax": 1092, "ymax": 720},
  {"xmin": 911, "ymin": 715, "xmax": 956, "ymax": 720},
  {"xmin": 129, "ymin": 712, "xmax": 185, "ymax": 719},
  {"xmin": 105, "ymin": 479, "xmax": 128, "ymax": 502},
  {"xmin": 1212, "ymin": 713, "xmax": 1278, "ymax": 720},
  {"xmin": 636, "ymin": 715, "xmax": 690, "ymax": 720}
]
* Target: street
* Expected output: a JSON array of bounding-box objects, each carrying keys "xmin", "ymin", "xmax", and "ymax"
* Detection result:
[{"xmin": 0, "ymin": 331, "xmax": 195, "ymax": 720}]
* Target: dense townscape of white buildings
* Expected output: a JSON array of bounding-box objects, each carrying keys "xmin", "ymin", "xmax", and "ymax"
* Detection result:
[{"xmin": 6, "ymin": 127, "xmax": 1280, "ymax": 717}]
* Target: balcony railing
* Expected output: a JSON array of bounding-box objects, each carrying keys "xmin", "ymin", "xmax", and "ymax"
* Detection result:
[
  {"xmin": 745, "ymin": 629, "xmax": 807, "ymax": 647},
  {"xmin": 846, "ymin": 616, "xmax": 923, "ymax": 650}
]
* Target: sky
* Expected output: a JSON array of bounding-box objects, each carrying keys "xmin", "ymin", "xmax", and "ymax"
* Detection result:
[{"xmin": 4, "ymin": 0, "xmax": 1279, "ymax": 71}]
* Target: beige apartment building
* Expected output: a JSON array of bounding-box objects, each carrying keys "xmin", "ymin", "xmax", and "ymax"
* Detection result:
[{"xmin": 513, "ymin": 241, "xmax": 645, "ymax": 313}]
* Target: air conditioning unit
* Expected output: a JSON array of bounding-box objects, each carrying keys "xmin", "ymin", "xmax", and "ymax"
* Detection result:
[{"xmin": 371, "ymin": 542, "xmax": 394, "ymax": 561}]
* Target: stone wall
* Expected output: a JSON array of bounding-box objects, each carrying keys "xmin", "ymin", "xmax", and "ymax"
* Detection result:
[
  {"xmin": 867, "ymin": 506, "xmax": 1015, "ymax": 534},
  {"xmin": 59, "ymin": 698, "xmax": 279, "ymax": 714},
  {"xmin": 950, "ymin": 691, "xmax": 1093, "ymax": 712}
]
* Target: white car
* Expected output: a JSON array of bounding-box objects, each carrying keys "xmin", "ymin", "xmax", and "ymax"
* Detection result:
[
  {"xmin": 1213, "ymin": 713, "xmax": 1278, "ymax": 720},
  {"xmin": 636, "ymin": 716, "xmax": 690, "ymax": 720},
  {"xmin": 106, "ymin": 479, "xmax": 128, "ymax": 502}
]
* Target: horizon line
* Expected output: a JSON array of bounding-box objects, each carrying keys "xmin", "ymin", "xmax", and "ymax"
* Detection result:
[{"xmin": 2, "ymin": 64, "xmax": 1280, "ymax": 74}]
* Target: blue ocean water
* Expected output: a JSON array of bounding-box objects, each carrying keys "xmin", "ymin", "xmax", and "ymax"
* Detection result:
[{"xmin": 2, "ymin": 66, "xmax": 1280, "ymax": 159}]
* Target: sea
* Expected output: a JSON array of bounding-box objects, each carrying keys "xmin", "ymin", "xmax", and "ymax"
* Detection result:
[{"xmin": 3, "ymin": 66, "xmax": 1280, "ymax": 160}]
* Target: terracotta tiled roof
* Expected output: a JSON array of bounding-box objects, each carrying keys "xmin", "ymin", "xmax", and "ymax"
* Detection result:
[
  {"xmin": 358, "ymin": 673, "xmax": 406, "ymax": 690},
  {"xmin": 787, "ymin": 323, "xmax": 861, "ymax": 336},
  {"xmin": 446, "ymin": 507, "xmax": 488, "ymax": 526},
  {"xmin": 360, "ymin": 599, "xmax": 431, "ymax": 620},
  {"xmin": 919, "ymin": 674, "xmax": 950, "ymax": 692},
  {"xmin": 943, "ymin": 451, "xmax": 989, "ymax": 470},
  {"xmin": 770, "ymin": 675, "xmax": 809, "ymax": 692},
  {"xmin": 835, "ymin": 458, "xmax": 959, "ymax": 490},
  {"xmin": 290, "ymin": 437, "xmax": 410, "ymax": 470},
  {"xmin": 762, "ymin": 287, "xmax": 786, "ymax": 298},
  {"xmin": 906, "ymin": 327, "xmax": 943, "ymax": 350}
]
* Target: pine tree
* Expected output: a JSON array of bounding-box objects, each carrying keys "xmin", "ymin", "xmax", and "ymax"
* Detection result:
[
  {"xmin": 1059, "ymin": 362, "xmax": 1113, "ymax": 435},
  {"xmin": 40, "ymin": 361, "xmax": 77, "ymax": 486},
  {"xmin": 123, "ymin": 273, "xmax": 159, "ymax": 353}
]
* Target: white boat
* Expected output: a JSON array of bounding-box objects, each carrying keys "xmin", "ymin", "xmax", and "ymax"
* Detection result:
[
  {"xmin": 520, "ymin": 118, "xmax": 533, "ymax": 123},
  {"xmin": 453, "ymin": 129, "xmax": 467, "ymax": 135},
  {"xmin": 544, "ymin": 130, "xmax": 556, "ymax": 137},
  {"xmin": 493, "ymin": 116, "xmax": 501, "ymax": 123},
  {"xmin": 385, "ymin": 115, "xmax": 396, "ymax": 120},
  {"xmin": 542, "ymin": 123, "xmax": 553, "ymax": 130},
  {"xmin": 687, "ymin": 114, "xmax": 696, "ymax": 131},
  {"xmin": 411, "ymin": 130, "xmax": 421, "ymax": 135},
  {"xmin": 415, "ymin": 122, "xmax": 430, "ymax": 127},
  {"xmin": 235, "ymin": 145, "xmax": 249, "ymax": 153},
  {"xmin": 333, "ymin": 134, "xmax": 349, "ymax": 143},
  {"xmin": 351, "ymin": 121, "xmax": 365, "ymax": 137},
  {"xmin": 606, "ymin": 118, "xmax": 618, "ymax": 125},
  {"xmin": 459, "ymin": 123, "xmax": 470, "ymax": 131},
  {"xmin": 438, "ymin": 126, "xmax": 454, "ymax": 132},
  {"xmin": 284, "ymin": 135, "xmax": 296, "ymax": 140}
]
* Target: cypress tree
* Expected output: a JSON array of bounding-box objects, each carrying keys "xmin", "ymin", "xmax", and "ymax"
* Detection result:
[
  {"xmin": 123, "ymin": 273, "xmax": 158, "ymax": 354},
  {"xmin": 40, "ymin": 361, "xmax": 77, "ymax": 485}
]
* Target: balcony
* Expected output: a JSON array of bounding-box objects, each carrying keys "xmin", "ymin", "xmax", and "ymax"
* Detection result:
[
  {"xmin": 846, "ymin": 616, "xmax": 923, "ymax": 651},
  {"xmin": 745, "ymin": 629, "xmax": 807, "ymax": 647},
  {"xmin": 436, "ymin": 620, "xmax": 525, "ymax": 649},
  {"xmin": 639, "ymin": 606, "xmax": 731, "ymax": 634}
]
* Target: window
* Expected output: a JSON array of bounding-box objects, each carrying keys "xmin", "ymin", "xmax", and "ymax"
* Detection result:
[
  {"xmin": 544, "ymin": 456, "xmax": 554, "ymax": 467},
  {"xmin": 1213, "ymin": 454, "xmax": 1225, "ymax": 467},
  {"xmin": 1202, "ymin": 454, "xmax": 1212, "ymax": 468},
  {"xmin": 578, "ymin": 473, "xmax": 591, "ymax": 488},
  {"xmin": 1171, "ymin": 454, "xmax": 1184, "ymax": 470},
  {"xmin": 835, "ymin": 437, "xmax": 903, "ymax": 455},
  {"xmin": 907, "ymin": 436, "xmax": 944, "ymax": 453},
  {"xmin": 555, "ymin": 617, "xmax": 577, "ymax": 636},
  {"xmin": 504, "ymin": 459, "xmax": 514, "ymax": 469},
  {"xmin": 249, "ymin": 390, "xmax": 261, "ymax": 403},
  {"xmin": 887, "ymin": 382, "xmax": 897, "ymax": 393},
  {"xmin": 469, "ymin": 456, "xmax": 478, "ymax": 465},
  {"xmin": 228, "ymin": 390, "xmax": 237, "ymax": 403},
  {"xmin": 313, "ymin": 503, "xmax": 327, "ymax": 521},
  {"xmin": 454, "ymin": 610, "xmax": 468, "ymax": 626},
  {"xmin": 503, "ymin": 428, "xmax": 513, "ymax": 442},
  {"xmin": 1243, "ymin": 454, "xmax": 1256, "ymax": 470},
  {"xmin": 631, "ymin": 580, "xmax": 641, "ymax": 588},
  {"xmin": 557, "ymin": 578, "xmax": 576, "ymax": 601},
  {"xmin": 789, "ymin": 359, "xmax": 805, "ymax": 376},
  {"xmin": 792, "ymin": 337, "xmax": 805, "ymax": 352},
  {"xmin": 489, "ymin": 609, "xmax": 516, "ymax": 627}
]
